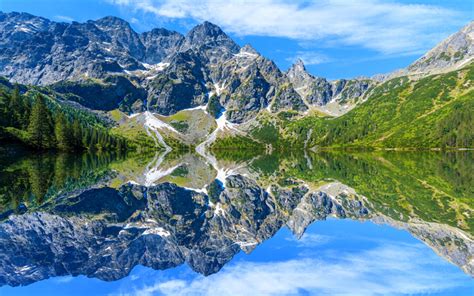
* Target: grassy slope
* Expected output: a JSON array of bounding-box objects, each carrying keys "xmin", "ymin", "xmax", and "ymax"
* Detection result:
[{"xmin": 282, "ymin": 63, "xmax": 474, "ymax": 149}]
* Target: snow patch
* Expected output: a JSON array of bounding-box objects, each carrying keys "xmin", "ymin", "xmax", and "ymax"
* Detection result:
[
  {"xmin": 142, "ymin": 227, "xmax": 171, "ymax": 237},
  {"xmin": 127, "ymin": 113, "xmax": 140, "ymax": 119},
  {"xmin": 234, "ymin": 51, "xmax": 258, "ymax": 59},
  {"xmin": 144, "ymin": 164, "xmax": 180, "ymax": 186},
  {"xmin": 214, "ymin": 203, "xmax": 225, "ymax": 216},
  {"xmin": 195, "ymin": 110, "xmax": 242, "ymax": 184},
  {"xmin": 144, "ymin": 111, "xmax": 180, "ymax": 134},
  {"xmin": 142, "ymin": 62, "xmax": 169, "ymax": 71}
]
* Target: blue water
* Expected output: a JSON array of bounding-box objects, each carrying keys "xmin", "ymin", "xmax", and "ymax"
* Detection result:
[{"xmin": 2, "ymin": 218, "xmax": 472, "ymax": 296}]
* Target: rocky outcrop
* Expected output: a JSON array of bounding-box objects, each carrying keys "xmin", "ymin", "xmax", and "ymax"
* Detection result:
[
  {"xmin": 408, "ymin": 21, "xmax": 474, "ymax": 75},
  {"xmin": 287, "ymin": 59, "xmax": 375, "ymax": 107}
]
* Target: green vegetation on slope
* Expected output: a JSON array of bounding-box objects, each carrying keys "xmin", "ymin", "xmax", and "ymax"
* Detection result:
[
  {"xmin": 284, "ymin": 63, "xmax": 474, "ymax": 149},
  {"xmin": 0, "ymin": 87, "xmax": 129, "ymax": 152}
]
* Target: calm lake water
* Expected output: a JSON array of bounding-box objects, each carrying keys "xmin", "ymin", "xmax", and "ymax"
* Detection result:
[{"xmin": 0, "ymin": 147, "xmax": 473, "ymax": 295}]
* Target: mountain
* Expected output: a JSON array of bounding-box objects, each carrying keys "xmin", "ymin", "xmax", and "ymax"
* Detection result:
[
  {"xmin": 373, "ymin": 21, "xmax": 474, "ymax": 81},
  {"xmin": 286, "ymin": 59, "xmax": 375, "ymax": 115},
  {"xmin": 281, "ymin": 63, "xmax": 474, "ymax": 149},
  {"xmin": 0, "ymin": 11, "xmax": 473, "ymax": 151},
  {"xmin": 0, "ymin": 11, "xmax": 334, "ymax": 118},
  {"xmin": 408, "ymin": 21, "xmax": 474, "ymax": 75}
]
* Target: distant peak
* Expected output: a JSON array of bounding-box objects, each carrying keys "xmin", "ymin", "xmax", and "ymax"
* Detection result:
[
  {"xmin": 94, "ymin": 16, "xmax": 131, "ymax": 28},
  {"xmin": 461, "ymin": 20, "xmax": 474, "ymax": 33},
  {"xmin": 187, "ymin": 21, "xmax": 226, "ymax": 38},
  {"xmin": 241, "ymin": 44, "xmax": 258, "ymax": 55},
  {"xmin": 291, "ymin": 58, "xmax": 306, "ymax": 72}
]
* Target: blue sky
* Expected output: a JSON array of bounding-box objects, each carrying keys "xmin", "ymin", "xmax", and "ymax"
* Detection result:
[
  {"xmin": 1, "ymin": 219, "xmax": 472, "ymax": 296},
  {"xmin": 0, "ymin": 0, "xmax": 472, "ymax": 79}
]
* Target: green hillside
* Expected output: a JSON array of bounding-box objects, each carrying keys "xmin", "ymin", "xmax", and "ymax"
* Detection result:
[{"xmin": 283, "ymin": 63, "xmax": 474, "ymax": 149}]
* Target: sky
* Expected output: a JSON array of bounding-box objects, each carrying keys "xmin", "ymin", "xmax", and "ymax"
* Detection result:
[
  {"xmin": 0, "ymin": 0, "xmax": 472, "ymax": 79},
  {"xmin": 1, "ymin": 219, "xmax": 472, "ymax": 296}
]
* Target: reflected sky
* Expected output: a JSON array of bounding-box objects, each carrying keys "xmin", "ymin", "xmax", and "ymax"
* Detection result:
[{"xmin": 2, "ymin": 219, "xmax": 472, "ymax": 296}]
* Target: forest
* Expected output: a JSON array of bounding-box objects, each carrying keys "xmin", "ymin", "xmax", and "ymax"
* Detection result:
[{"xmin": 0, "ymin": 87, "xmax": 129, "ymax": 152}]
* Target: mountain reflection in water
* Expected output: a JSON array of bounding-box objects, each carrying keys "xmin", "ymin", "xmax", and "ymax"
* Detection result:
[{"xmin": 0, "ymin": 148, "xmax": 472, "ymax": 292}]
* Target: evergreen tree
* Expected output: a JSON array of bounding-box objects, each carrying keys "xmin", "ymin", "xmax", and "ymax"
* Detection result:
[
  {"xmin": 8, "ymin": 87, "xmax": 24, "ymax": 127},
  {"xmin": 27, "ymin": 94, "xmax": 55, "ymax": 149},
  {"xmin": 54, "ymin": 112, "xmax": 72, "ymax": 150},
  {"xmin": 0, "ymin": 90, "xmax": 9, "ymax": 126},
  {"xmin": 72, "ymin": 118, "xmax": 83, "ymax": 149}
]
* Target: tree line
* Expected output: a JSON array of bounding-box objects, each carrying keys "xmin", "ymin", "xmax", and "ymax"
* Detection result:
[{"xmin": 0, "ymin": 87, "xmax": 128, "ymax": 151}]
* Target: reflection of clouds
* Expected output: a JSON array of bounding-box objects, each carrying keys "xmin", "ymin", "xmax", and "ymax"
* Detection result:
[
  {"xmin": 286, "ymin": 233, "xmax": 331, "ymax": 247},
  {"xmin": 117, "ymin": 243, "xmax": 470, "ymax": 296},
  {"xmin": 53, "ymin": 276, "xmax": 73, "ymax": 284}
]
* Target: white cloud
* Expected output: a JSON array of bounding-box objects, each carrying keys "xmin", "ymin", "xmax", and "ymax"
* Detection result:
[
  {"xmin": 114, "ymin": 242, "xmax": 470, "ymax": 296},
  {"xmin": 286, "ymin": 51, "xmax": 331, "ymax": 65},
  {"xmin": 106, "ymin": 0, "xmax": 465, "ymax": 55},
  {"xmin": 55, "ymin": 15, "xmax": 75, "ymax": 22}
]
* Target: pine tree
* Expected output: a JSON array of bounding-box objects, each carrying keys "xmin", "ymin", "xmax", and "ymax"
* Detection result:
[
  {"xmin": 27, "ymin": 94, "xmax": 55, "ymax": 149},
  {"xmin": 8, "ymin": 86, "xmax": 25, "ymax": 128},
  {"xmin": 72, "ymin": 118, "xmax": 82, "ymax": 149},
  {"xmin": 55, "ymin": 112, "xmax": 72, "ymax": 150},
  {"xmin": 0, "ymin": 90, "xmax": 9, "ymax": 126}
]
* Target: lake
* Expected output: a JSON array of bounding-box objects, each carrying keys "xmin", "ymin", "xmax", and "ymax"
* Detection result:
[{"xmin": 0, "ymin": 146, "xmax": 473, "ymax": 295}]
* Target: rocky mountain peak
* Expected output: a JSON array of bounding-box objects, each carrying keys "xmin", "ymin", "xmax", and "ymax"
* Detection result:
[
  {"xmin": 294, "ymin": 58, "xmax": 306, "ymax": 70},
  {"xmin": 181, "ymin": 21, "xmax": 239, "ymax": 56},
  {"xmin": 173, "ymin": 21, "xmax": 239, "ymax": 66},
  {"xmin": 287, "ymin": 58, "xmax": 312, "ymax": 81},
  {"xmin": 189, "ymin": 21, "xmax": 225, "ymax": 37},
  {"xmin": 93, "ymin": 15, "xmax": 131, "ymax": 29},
  {"xmin": 407, "ymin": 20, "xmax": 473, "ymax": 75},
  {"xmin": 240, "ymin": 44, "xmax": 259, "ymax": 55}
]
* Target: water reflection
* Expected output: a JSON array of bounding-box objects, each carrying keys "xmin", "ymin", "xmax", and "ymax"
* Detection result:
[{"xmin": 0, "ymin": 149, "xmax": 472, "ymax": 288}]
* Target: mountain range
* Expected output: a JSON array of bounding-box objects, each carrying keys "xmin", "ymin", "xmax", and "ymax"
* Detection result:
[{"xmin": 0, "ymin": 11, "xmax": 473, "ymax": 150}]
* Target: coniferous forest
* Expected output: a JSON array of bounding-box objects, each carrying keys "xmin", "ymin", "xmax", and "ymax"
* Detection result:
[{"xmin": 0, "ymin": 87, "xmax": 128, "ymax": 152}]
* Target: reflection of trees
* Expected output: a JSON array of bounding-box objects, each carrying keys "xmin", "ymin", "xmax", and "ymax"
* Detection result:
[
  {"xmin": 282, "ymin": 151, "xmax": 473, "ymax": 232},
  {"xmin": 29, "ymin": 155, "xmax": 54, "ymax": 205},
  {"xmin": 0, "ymin": 152, "xmax": 127, "ymax": 214},
  {"xmin": 223, "ymin": 150, "xmax": 472, "ymax": 232}
]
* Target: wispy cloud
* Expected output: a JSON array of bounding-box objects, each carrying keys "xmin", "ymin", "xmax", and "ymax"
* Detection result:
[
  {"xmin": 106, "ymin": 0, "xmax": 465, "ymax": 55},
  {"xmin": 54, "ymin": 15, "xmax": 75, "ymax": 22},
  {"xmin": 114, "ymin": 242, "xmax": 471, "ymax": 296},
  {"xmin": 286, "ymin": 51, "xmax": 331, "ymax": 65}
]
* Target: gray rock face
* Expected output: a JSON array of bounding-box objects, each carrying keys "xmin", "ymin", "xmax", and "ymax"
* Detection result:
[
  {"xmin": 408, "ymin": 21, "xmax": 474, "ymax": 74},
  {"xmin": 0, "ymin": 11, "xmax": 472, "ymax": 121},
  {"xmin": 213, "ymin": 45, "xmax": 307, "ymax": 122},
  {"xmin": 146, "ymin": 51, "xmax": 209, "ymax": 114},
  {"xmin": 0, "ymin": 12, "xmax": 309, "ymax": 120},
  {"xmin": 0, "ymin": 12, "xmax": 186, "ymax": 85},
  {"xmin": 140, "ymin": 28, "xmax": 184, "ymax": 64},
  {"xmin": 287, "ymin": 59, "xmax": 375, "ymax": 106},
  {"xmin": 179, "ymin": 21, "xmax": 240, "ymax": 65}
]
